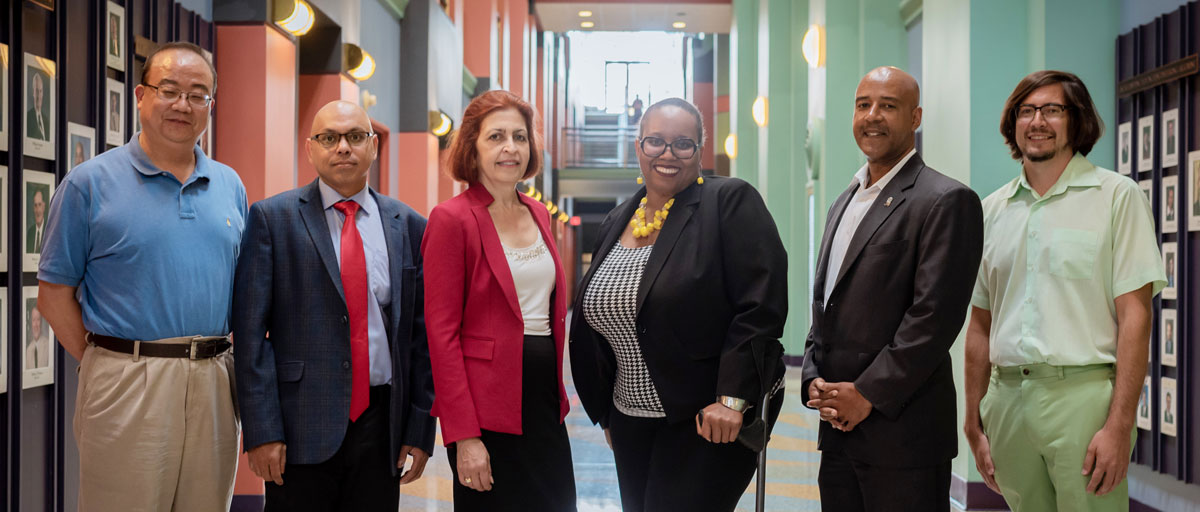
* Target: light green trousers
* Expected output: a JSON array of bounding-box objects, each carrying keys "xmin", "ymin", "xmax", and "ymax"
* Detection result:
[{"xmin": 980, "ymin": 363, "xmax": 1135, "ymax": 512}]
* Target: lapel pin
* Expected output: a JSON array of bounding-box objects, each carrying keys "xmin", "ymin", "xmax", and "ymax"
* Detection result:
[{"xmin": 885, "ymin": 196, "xmax": 893, "ymax": 207}]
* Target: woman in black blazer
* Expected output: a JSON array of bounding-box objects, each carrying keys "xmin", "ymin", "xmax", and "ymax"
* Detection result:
[{"xmin": 569, "ymin": 98, "xmax": 788, "ymax": 511}]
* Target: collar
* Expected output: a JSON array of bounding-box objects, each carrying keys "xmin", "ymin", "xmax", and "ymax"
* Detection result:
[
  {"xmin": 128, "ymin": 132, "xmax": 210, "ymax": 182},
  {"xmin": 317, "ymin": 179, "xmax": 374, "ymax": 215},
  {"xmin": 852, "ymin": 148, "xmax": 916, "ymax": 193},
  {"xmin": 1006, "ymin": 152, "xmax": 1100, "ymax": 200}
]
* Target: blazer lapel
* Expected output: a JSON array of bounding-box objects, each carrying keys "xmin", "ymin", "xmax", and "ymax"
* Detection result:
[
  {"xmin": 636, "ymin": 183, "xmax": 700, "ymax": 313},
  {"xmin": 570, "ymin": 191, "xmax": 640, "ymax": 335},
  {"xmin": 468, "ymin": 191, "xmax": 523, "ymax": 321},
  {"xmin": 298, "ymin": 180, "xmax": 345, "ymax": 303},
  {"xmin": 814, "ymin": 183, "xmax": 856, "ymax": 300},
  {"xmin": 374, "ymin": 190, "xmax": 409, "ymax": 336},
  {"xmin": 831, "ymin": 155, "xmax": 924, "ymax": 291}
]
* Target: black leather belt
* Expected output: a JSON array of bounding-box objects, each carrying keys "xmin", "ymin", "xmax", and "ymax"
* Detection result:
[{"xmin": 88, "ymin": 333, "xmax": 231, "ymax": 360}]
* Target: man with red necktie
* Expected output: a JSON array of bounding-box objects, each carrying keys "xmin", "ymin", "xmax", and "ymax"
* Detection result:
[{"xmin": 233, "ymin": 100, "xmax": 435, "ymax": 511}]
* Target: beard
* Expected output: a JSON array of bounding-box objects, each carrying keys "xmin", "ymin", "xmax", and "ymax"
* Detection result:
[{"xmin": 1025, "ymin": 147, "xmax": 1059, "ymax": 162}]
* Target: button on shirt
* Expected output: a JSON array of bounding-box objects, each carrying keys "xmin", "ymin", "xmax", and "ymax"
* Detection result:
[
  {"xmin": 971, "ymin": 153, "xmax": 1166, "ymax": 366},
  {"xmin": 318, "ymin": 180, "xmax": 393, "ymax": 386},
  {"xmin": 38, "ymin": 134, "xmax": 247, "ymax": 340},
  {"xmin": 824, "ymin": 148, "xmax": 916, "ymax": 304}
]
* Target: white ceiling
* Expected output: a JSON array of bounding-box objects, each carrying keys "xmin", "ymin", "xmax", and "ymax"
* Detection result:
[{"xmin": 534, "ymin": 2, "xmax": 733, "ymax": 34}]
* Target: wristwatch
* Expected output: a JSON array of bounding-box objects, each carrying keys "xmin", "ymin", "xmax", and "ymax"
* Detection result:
[{"xmin": 718, "ymin": 395, "xmax": 747, "ymax": 412}]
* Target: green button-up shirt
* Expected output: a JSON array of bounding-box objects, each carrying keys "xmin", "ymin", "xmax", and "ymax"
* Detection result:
[{"xmin": 971, "ymin": 153, "xmax": 1165, "ymax": 366}]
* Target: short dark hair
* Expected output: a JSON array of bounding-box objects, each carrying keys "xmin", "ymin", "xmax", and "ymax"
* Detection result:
[
  {"xmin": 1000, "ymin": 70, "xmax": 1103, "ymax": 160},
  {"xmin": 639, "ymin": 97, "xmax": 706, "ymax": 147},
  {"xmin": 141, "ymin": 41, "xmax": 217, "ymax": 93},
  {"xmin": 445, "ymin": 90, "xmax": 543, "ymax": 183}
]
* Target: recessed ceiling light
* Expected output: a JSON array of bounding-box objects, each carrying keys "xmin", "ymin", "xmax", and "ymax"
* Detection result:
[
  {"xmin": 581, "ymin": 21, "xmax": 595, "ymax": 28},
  {"xmin": 578, "ymin": 10, "xmax": 593, "ymax": 17},
  {"xmin": 672, "ymin": 21, "xmax": 687, "ymax": 29}
]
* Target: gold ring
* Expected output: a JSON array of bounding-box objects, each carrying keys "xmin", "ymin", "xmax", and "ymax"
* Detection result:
[{"xmin": 465, "ymin": 477, "xmax": 472, "ymax": 484}]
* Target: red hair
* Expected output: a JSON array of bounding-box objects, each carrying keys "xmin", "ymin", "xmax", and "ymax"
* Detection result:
[{"xmin": 446, "ymin": 90, "xmax": 543, "ymax": 183}]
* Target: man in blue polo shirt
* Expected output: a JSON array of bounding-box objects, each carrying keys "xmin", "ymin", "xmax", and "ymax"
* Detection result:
[{"xmin": 38, "ymin": 42, "xmax": 246, "ymax": 512}]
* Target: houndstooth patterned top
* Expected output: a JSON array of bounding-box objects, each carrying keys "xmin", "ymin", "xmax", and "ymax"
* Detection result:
[{"xmin": 582, "ymin": 242, "xmax": 665, "ymax": 418}]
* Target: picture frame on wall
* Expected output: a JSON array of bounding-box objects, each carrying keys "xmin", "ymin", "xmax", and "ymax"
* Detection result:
[
  {"xmin": 1118, "ymin": 121, "xmax": 1132, "ymax": 175},
  {"xmin": 0, "ymin": 167, "xmax": 9, "ymax": 274},
  {"xmin": 0, "ymin": 43, "xmax": 9, "ymax": 153},
  {"xmin": 30, "ymin": 0, "xmax": 54, "ymax": 11},
  {"xmin": 1161, "ymin": 376, "xmax": 1177, "ymax": 437},
  {"xmin": 23, "ymin": 171, "xmax": 55, "ymax": 271},
  {"xmin": 1163, "ymin": 242, "xmax": 1177, "ymax": 300},
  {"xmin": 1189, "ymin": 151, "xmax": 1200, "ymax": 232},
  {"xmin": 66, "ymin": 123, "xmax": 96, "ymax": 173},
  {"xmin": 1162, "ymin": 108, "xmax": 1180, "ymax": 168},
  {"xmin": 106, "ymin": 78, "xmax": 125, "ymax": 146},
  {"xmin": 1139, "ymin": 178, "xmax": 1153, "ymax": 205},
  {"xmin": 23, "ymin": 53, "xmax": 56, "ymax": 160},
  {"xmin": 1161, "ymin": 308, "xmax": 1177, "ymax": 367},
  {"xmin": 1137, "ymin": 375, "xmax": 1152, "ymax": 431},
  {"xmin": 1161, "ymin": 174, "xmax": 1178, "ymax": 233},
  {"xmin": 107, "ymin": 1, "xmax": 126, "ymax": 72},
  {"xmin": 22, "ymin": 286, "xmax": 54, "ymax": 389},
  {"xmin": 1138, "ymin": 115, "xmax": 1155, "ymax": 173}
]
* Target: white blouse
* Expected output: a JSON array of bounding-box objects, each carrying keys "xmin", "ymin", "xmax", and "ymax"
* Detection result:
[{"xmin": 503, "ymin": 233, "xmax": 555, "ymax": 336}]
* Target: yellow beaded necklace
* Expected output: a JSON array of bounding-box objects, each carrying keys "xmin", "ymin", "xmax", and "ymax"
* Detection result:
[{"xmin": 629, "ymin": 197, "xmax": 675, "ymax": 238}]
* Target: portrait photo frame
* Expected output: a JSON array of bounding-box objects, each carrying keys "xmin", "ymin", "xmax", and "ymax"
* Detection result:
[
  {"xmin": 23, "ymin": 53, "xmax": 56, "ymax": 160},
  {"xmin": 23, "ymin": 171, "xmax": 55, "ymax": 271},
  {"xmin": 1161, "ymin": 376, "xmax": 1177, "ymax": 437},
  {"xmin": 106, "ymin": 1, "xmax": 126, "ymax": 72},
  {"xmin": 1161, "ymin": 174, "xmax": 1178, "ymax": 233},
  {"xmin": 0, "ymin": 43, "xmax": 9, "ymax": 153},
  {"xmin": 1140, "ymin": 178, "xmax": 1153, "ymax": 206},
  {"xmin": 1137, "ymin": 375, "xmax": 1152, "ymax": 431},
  {"xmin": 1163, "ymin": 241, "xmax": 1178, "ymax": 301},
  {"xmin": 1138, "ymin": 115, "xmax": 1155, "ymax": 173},
  {"xmin": 1161, "ymin": 308, "xmax": 1177, "ymax": 367},
  {"xmin": 0, "ymin": 167, "xmax": 9, "ymax": 273},
  {"xmin": 22, "ymin": 286, "xmax": 54, "ymax": 389},
  {"xmin": 1162, "ymin": 108, "xmax": 1180, "ymax": 168},
  {"xmin": 1118, "ymin": 121, "xmax": 1132, "ymax": 175},
  {"xmin": 1188, "ymin": 151, "xmax": 1200, "ymax": 232},
  {"xmin": 66, "ymin": 123, "xmax": 96, "ymax": 173},
  {"xmin": 106, "ymin": 78, "xmax": 125, "ymax": 146}
]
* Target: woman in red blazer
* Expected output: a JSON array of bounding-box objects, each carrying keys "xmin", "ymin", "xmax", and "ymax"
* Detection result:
[{"xmin": 421, "ymin": 90, "xmax": 576, "ymax": 511}]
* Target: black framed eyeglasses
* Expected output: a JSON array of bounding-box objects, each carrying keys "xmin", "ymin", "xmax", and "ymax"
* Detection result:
[
  {"xmin": 141, "ymin": 83, "xmax": 213, "ymax": 108},
  {"xmin": 310, "ymin": 131, "xmax": 375, "ymax": 149},
  {"xmin": 1016, "ymin": 103, "xmax": 1069, "ymax": 120},
  {"xmin": 639, "ymin": 136, "xmax": 698, "ymax": 159}
]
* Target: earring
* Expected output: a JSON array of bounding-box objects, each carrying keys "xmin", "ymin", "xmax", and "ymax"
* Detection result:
[
  {"xmin": 697, "ymin": 176, "xmax": 704, "ymax": 185},
  {"xmin": 637, "ymin": 175, "xmax": 644, "ymax": 185}
]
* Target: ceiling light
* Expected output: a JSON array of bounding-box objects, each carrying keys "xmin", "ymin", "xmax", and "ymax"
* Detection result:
[
  {"xmin": 581, "ymin": 21, "xmax": 595, "ymax": 28},
  {"xmin": 578, "ymin": 10, "xmax": 593, "ymax": 17},
  {"xmin": 673, "ymin": 21, "xmax": 687, "ymax": 29},
  {"xmin": 276, "ymin": 0, "xmax": 314, "ymax": 37}
]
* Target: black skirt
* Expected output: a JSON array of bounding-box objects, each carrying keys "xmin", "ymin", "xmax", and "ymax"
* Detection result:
[{"xmin": 446, "ymin": 334, "xmax": 577, "ymax": 511}]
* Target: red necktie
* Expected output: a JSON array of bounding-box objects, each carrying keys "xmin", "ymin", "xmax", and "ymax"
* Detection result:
[{"xmin": 333, "ymin": 200, "xmax": 369, "ymax": 422}]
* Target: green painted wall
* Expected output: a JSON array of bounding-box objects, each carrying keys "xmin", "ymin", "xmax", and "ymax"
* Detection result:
[{"xmin": 731, "ymin": 0, "xmax": 759, "ymax": 186}]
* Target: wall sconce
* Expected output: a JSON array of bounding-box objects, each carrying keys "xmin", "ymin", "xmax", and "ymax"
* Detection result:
[
  {"xmin": 724, "ymin": 133, "xmax": 737, "ymax": 159},
  {"xmin": 275, "ymin": 0, "xmax": 314, "ymax": 36},
  {"xmin": 752, "ymin": 96, "xmax": 768, "ymax": 127},
  {"xmin": 429, "ymin": 110, "xmax": 453, "ymax": 137},
  {"xmin": 344, "ymin": 43, "xmax": 376, "ymax": 81},
  {"xmin": 802, "ymin": 24, "xmax": 825, "ymax": 68}
]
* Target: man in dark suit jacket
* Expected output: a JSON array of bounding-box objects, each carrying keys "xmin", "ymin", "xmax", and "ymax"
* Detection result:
[
  {"xmin": 27, "ymin": 72, "xmax": 48, "ymax": 141},
  {"xmin": 233, "ymin": 101, "xmax": 435, "ymax": 511},
  {"xmin": 801, "ymin": 67, "xmax": 983, "ymax": 512}
]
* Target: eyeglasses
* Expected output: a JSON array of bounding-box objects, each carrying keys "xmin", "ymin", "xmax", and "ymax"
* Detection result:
[
  {"xmin": 141, "ymin": 83, "xmax": 213, "ymax": 108},
  {"xmin": 310, "ymin": 131, "xmax": 375, "ymax": 149},
  {"xmin": 1016, "ymin": 103, "xmax": 1069, "ymax": 120},
  {"xmin": 639, "ymin": 137, "xmax": 698, "ymax": 159}
]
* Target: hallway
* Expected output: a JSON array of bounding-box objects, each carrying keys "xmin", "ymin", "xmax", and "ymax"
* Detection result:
[{"xmin": 398, "ymin": 366, "xmax": 818, "ymax": 511}]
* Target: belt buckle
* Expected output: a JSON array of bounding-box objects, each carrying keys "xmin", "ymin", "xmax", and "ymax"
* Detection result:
[{"xmin": 189, "ymin": 336, "xmax": 209, "ymax": 360}]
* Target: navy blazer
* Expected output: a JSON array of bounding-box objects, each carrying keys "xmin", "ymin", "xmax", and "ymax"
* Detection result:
[{"xmin": 233, "ymin": 179, "xmax": 436, "ymax": 469}]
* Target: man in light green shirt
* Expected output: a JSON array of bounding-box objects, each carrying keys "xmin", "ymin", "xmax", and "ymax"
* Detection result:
[{"xmin": 964, "ymin": 70, "xmax": 1165, "ymax": 512}]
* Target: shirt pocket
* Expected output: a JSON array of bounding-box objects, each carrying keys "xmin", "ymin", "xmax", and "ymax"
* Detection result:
[{"xmin": 1049, "ymin": 228, "xmax": 1100, "ymax": 279}]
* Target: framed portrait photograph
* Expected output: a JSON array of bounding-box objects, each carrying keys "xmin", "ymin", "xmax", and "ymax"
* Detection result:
[
  {"xmin": 66, "ymin": 123, "xmax": 96, "ymax": 173},
  {"xmin": 1138, "ymin": 115, "xmax": 1155, "ymax": 173},
  {"xmin": 31, "ymin": 0, "xmax": 54, "ymax": 11},
  {"xmin": 22, "ymin": 286, "xmax": 54, "ymax": 389},
  {"xmin": 1161, "ymin": 376, "xmax": 1177, "ymax": 437},
  {"xmin": 0, "ymin": 43, "xmax": 8, "ymax": 152},
  {"xmin": 1162, "ymin": 109, "xmax": 1180, "ymax": 168},
  {"xmin": 1137, "ymin": 375, "xmax": 1152, "ymax": 431},
  {"xmin": 0, "ymin": 167, "xmax": 8, "ymax": 273},
  {"xmin": 1161, "ymin": 308, "xmax": 1177, "ymax": 367},
  {"xmin": 106, "ymin": 78, "xmax": 125, "ymax": 146},
  {"xmin": 1163, "ymin": 242, "xmax": 1177, "ymax": 300},
  {"xmin": 1189, "ymin": 151, "xmax": 1200, "ymax": 232},
  {"xmin": 1139, "ymin": 178, "xmax": 1153, "ymax": 206},
  {"xmin": 23, "ymin": 53, "xmax": 56, "ymax": 160},
  {"xmin": 1161, "ymin": 174, "xmax": 1178, "ymax": 233},
  {"xmin": 1118, "ymin": 122, "xmax": 1132, "ymax": 175},
  {"xmin": 107, "ymin": 1, "xmax": 126, "ymax": 71},
  {"xmin": 23, "ymin": 171, "xmax": 55, "ymax": 271}
]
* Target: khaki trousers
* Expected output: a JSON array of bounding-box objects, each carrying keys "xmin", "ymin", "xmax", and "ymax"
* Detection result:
[{"xmin": 74, "ymin": 340, "xmax": 239, "ymax": 512}]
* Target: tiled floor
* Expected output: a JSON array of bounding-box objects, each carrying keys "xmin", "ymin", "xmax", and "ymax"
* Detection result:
[{"xmin": 399, "ymin": 366, "xmax": 817, "ymax": 511}]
